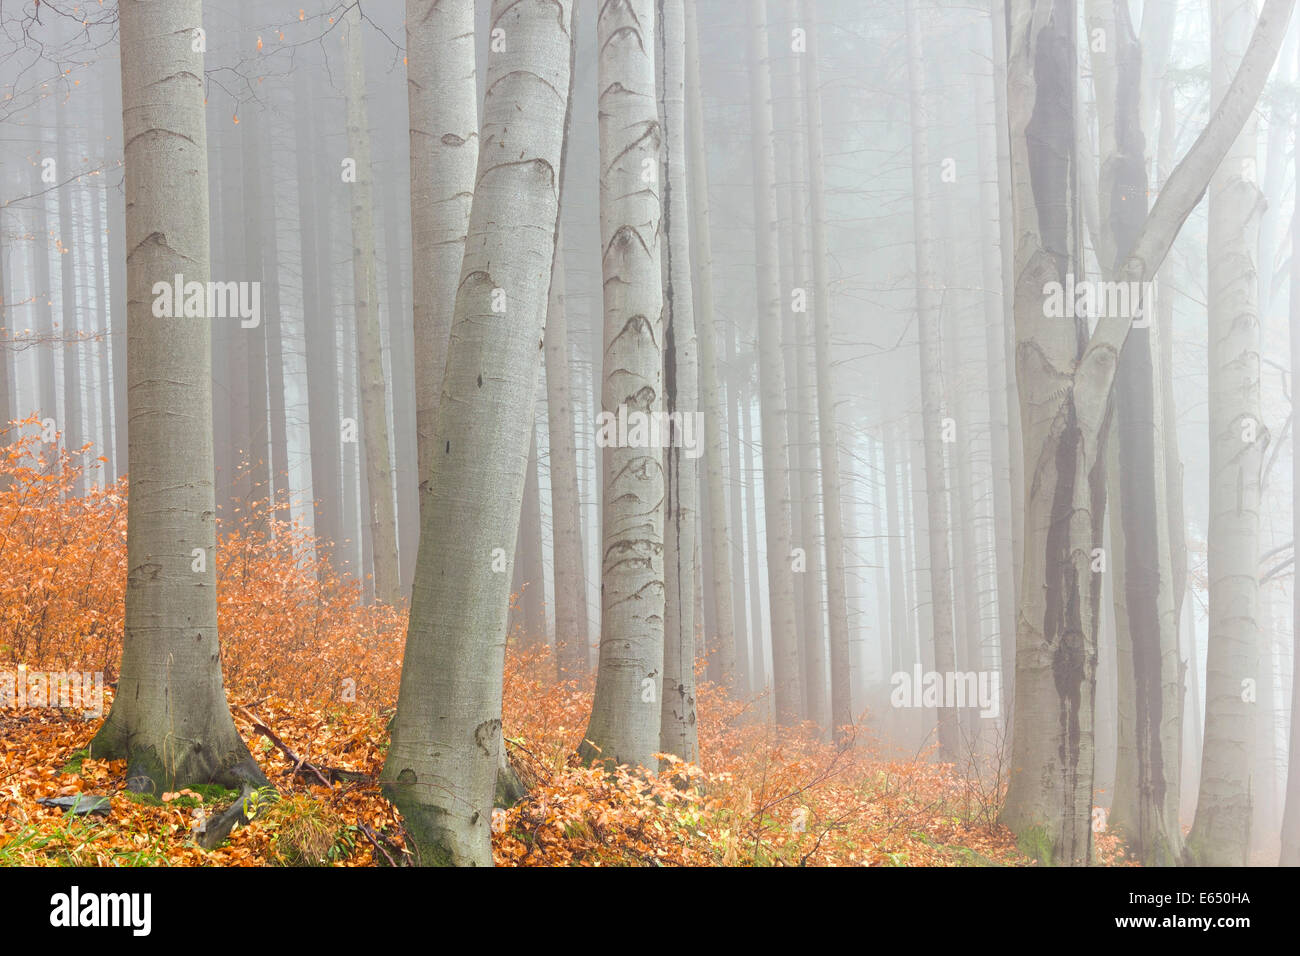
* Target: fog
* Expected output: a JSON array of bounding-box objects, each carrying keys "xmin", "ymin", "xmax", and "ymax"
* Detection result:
[{"xmin": 0, "ymin": 0, "xmax": 1297, "ymax": 868}]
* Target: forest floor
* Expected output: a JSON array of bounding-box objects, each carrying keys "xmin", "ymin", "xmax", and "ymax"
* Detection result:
[
  {"xmin": 1, "ymin": 663, "xmax": 1054, "ymax": 867},
  {"xmin": 0, "ymin": 435, "xmax": 1136, "ymax": 866}
]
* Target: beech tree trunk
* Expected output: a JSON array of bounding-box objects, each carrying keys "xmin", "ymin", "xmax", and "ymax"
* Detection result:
[
  {"xmin": 341, "ymin": 5, "xmax": 399, "ymax": 605},
  {"xmin": 89, "ymin": 0, "xmax": 264, "ymax": 793},
  {"xmin": 1187, "ymin": 0, "xmax": 1270, "ymax": 868},
  {"xmin": 407, "ymin": 0, "xmax": 477, "ymax": 513},
  {"xmin": 580, "ymin": 0, "xmax": 668, "ymax": 770},
  {"xmin": 382, "ymin": 0, "xmax": 574, "ymax": 866},
  {"xmin": 658, "ymin": 0, "xmax": 700, "ymax": 764}
]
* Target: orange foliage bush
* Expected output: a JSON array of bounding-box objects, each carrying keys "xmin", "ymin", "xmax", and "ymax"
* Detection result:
[{"xmin": 1, "ymin": 428, "xmax": 1035, "ymax": 866}]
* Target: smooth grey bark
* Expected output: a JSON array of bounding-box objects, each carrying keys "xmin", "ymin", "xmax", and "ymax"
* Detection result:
[
  {"xmin": 89, "ymin": 0, "xmax": 264, "ymax": 793},
  {"xmin": 658, "ymin": 0, "xmax": 700, "ymax": 764},
  {"xmin": 382, "ymin": 0, "xmax": 574, "ymax": 866},
  {"xmin": 1186, "ymin": 0, "xmax": 1270, "ymax": 868},
  {"xmin": 407, "ymin": 0, "xmax": 477, "ymax": 515},
  {"xmin": 341, "ymin": 5, "xmax": 399, "ymax": 605},
  {"xmin": 580, "ymin": 0, "xmax": 667, "ymax": 771},
  {"xmin": 747, "ymin": 0, "xmax": 802, "ymax": 723}
]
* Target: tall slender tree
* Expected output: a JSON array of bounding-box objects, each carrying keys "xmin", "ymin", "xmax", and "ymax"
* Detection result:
[
  {"xmin": 544, "ymin": 226, "xmax": 589, "ymax": 678},
  {"xmin": 1085, "ymin": 0, "xmax": 1183, "ymax": 866},
  {"xmin": 89, "ymin": 0, "xmax": 264, "ymax": 792},
  {"xmin": 341, "ymin": 4, "xmax": 399, "ymax": 604},
  {"xmin": 1187, "ymin": 0, "xmax": 1271, "ymax": 867},
  {"xmin": 382, "ymin": 0, "xmax": 574, "ymax": 867},
  {"xmin": 1280, "ymin": 33, "xmax": 1300, "ymax": 864},
  {"xmin": 801, "ymin": 0, "xmax": 853, "ymax": 740},
  {"xmin": 904, "ymin": 0, "xmax": 958, "ymax": 760},
  {"xmin": 658, "ymin": 0, "xmax": 700, "ymax": 764},
  {"xmin": 581, "ymin": 0, "xmax": 668, "ymax": 769},
  {"xmin": 407, "ymin": 0, "xmax": 478, "ymax": 510},
  {"xmin": 685, "ymin": 0, "xmax": 738, "ymax": 692},
  {"xmin": 747, "ymin": 0, "xmax": 802, "ymax": 723}
]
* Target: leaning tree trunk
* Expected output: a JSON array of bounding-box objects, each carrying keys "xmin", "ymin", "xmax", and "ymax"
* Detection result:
[
  {"xmin": 746, "ymin": 0, "xmax": 802, "ymax": 723},
  {"xmin": 684, "ymin": 0, "xmax": 738, "ymax": 692},
  {"xmin": 580, "ymin": 0, "xmax": 668, "ymax": 771},
  {"xmin": 381, "ymin": 0, "xmax": 574, "ymax": 866},
  {"xmin": 1186, "ymin": 0, "xmax": 1269, "ymax": 868},
  {"xmin": 802, "ymin": 0, "xmax": 853, "ymax": 740},
  {"xmin": 407, "ymin": 0, "xmax": 477, "ymax": 511},
  {"xmin": 89, "ymin": 0, "xmax": 265, "ymax": 793},
  {"xmin": 658, "ymin": 0, "xmax": 701, "ymax": 765},
  {"xmin": 904, "ymin": 0, "xmax": 958, "ymax": 760},
  {"xmin": 341, "ymin": 5, "xmax": 399, "ymax": 605}
]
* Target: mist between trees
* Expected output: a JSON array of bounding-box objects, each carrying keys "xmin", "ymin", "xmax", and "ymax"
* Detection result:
[{"xmin": 0, "ymin": 0, "xmax": 1298, "ymax": 868}]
